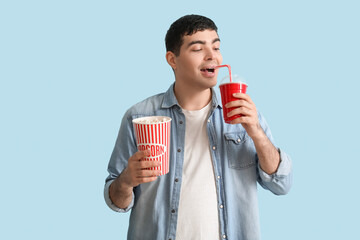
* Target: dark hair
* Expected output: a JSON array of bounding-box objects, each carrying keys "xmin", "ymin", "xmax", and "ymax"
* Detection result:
[{"xmin": 165, "ymin": 14, "xmax": 218, "ymax": 56}]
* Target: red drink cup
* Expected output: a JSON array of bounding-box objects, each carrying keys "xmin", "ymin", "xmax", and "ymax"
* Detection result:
[
  {"xmin": 219, "ymin": 75, "xmax": 248, "ymax": 123},
  {"xmin": 132, "ymin": 116, "xmax": 172, "ymax": 175}
]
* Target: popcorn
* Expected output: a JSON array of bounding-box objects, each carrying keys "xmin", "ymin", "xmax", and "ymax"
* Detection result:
[{"xmin": 133, "ymin": 116, "xmax": 171, "ymax": 124}]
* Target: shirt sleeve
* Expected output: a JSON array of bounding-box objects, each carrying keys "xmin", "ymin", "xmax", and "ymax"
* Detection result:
[
  {"xmin": 104, "ymin": 111, "xmax": 138, "ymax": 212},
  {"xmin": 256, "ymin": 113, "xmax": 293, "ymax": 195},
  {"xmin": 257, "ymin": 148, "xmax": 293, "ymax": 195},
  {"xmin": 103, "ymin": 179, "xmax": 134, "ymax": 213}
]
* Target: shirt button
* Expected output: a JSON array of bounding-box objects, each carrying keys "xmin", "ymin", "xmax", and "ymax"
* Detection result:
[
  {"xmin": 179, "ymin": 120, "xmax": 183, "ymax": 124},
  {"xmin": 212, "ymin": 146, "xmax": 216, "ymax": 150},
  {"xmin": 207, "ymin": 119, "xmax": 211, "ymax": 123},
  {"xmin": 171, "ymin": 209, "xmax": 176, "ymax": 213},
  {"xmin": 219, "ymin": 204, "xmax": 224, "ymax": 209},
  {"xmin": 222, "ymin": 234, "xmax": 227, "ymax": 239},
  {"xmin": 177, "ymin": 149, "xmax": 181, "ymax": 152},
  {"xmin": 217, "ymin": 175, "xmax": 221, "ymax": 179},
  {"xmin": 237, "ymin": 138, "xmax": 241, "ymax": 142},
  {"xmin": 175, "ymin": 178, "xmax": 179, "ymax": 182}
]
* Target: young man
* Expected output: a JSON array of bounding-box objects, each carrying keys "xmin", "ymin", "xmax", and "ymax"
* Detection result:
[{"xmin": 104, "ymin": 15, "xmax": 292, "ymax": 240}]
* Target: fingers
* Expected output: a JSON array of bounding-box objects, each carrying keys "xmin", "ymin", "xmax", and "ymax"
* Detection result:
[
  {"xmin": 139, "ymin": 176, "xmax": 159, "ymax": 184},
  {"xmin": 122, "ymin": 167, "xmax": 160, "ymax": 187},
  {"xmin": 129, "ymin": 150, "xmax": 150, "ymax": 162},
  {"xmin": 225, "ymin": 93, "xmax": 253, "ymax": 108},
  {"xmin": 137, "ymin": 169, "xmax": 161, "ymax": 177},
  {"xmin": 129, "ymin": 151, "xmax": 161, "ymax": 170},
  {"xmin": 225, "ymin": 94, "xmax": 256, "ymax": 119},
  {"xmin": 229, "ymin": 116, "xmax": 253, "ymax": 125},
  {"xmin": 233, "ymin": 93, "xmax": 254, "ymax": 104},
  {"xmin": 227, "ymin": 107, "xmax": 253, "ymax": 118},
  {"xmin": 123, "ymin": 150, "xmax": 162, "ymax": 187},
  {"xmin": 225, "ymin": 99, "xmax": 252, "ymax": 110},
  {"xmin": 139, "ymin": 160, "xmax": 162, "ymax": 170}
]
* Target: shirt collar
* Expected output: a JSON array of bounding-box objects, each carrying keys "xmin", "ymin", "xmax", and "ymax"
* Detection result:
[
  {"xmin": 161, "ymin": 82, "xmax": 223, "ymax": 110},
  {"xmin": 161, "ymin": 83, "xmax": 179, "ymax": 109}
]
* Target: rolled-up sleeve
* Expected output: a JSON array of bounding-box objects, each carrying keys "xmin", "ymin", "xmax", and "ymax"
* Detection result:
[
  {"xmin": 257, "ymin": 148, "xmax": 293, "ymax": 195},
  {"xmin": 104, "ymin": 180, "xmax": 134, "ymax": 213},
  {"xmin": 104, "ymin": 111, "xmax": 138, "ymax": 212},
  {"xmin": 256, "ymin": 113, "xmax": 293, "ymax": 195}
]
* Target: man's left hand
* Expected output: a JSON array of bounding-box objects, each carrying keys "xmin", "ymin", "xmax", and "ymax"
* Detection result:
[{"xmin": 225, "ymin": 93, "xmax": 263, "ymax": 139}]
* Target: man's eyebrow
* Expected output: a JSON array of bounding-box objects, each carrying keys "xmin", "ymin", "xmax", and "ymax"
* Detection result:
[
  {"xmin": 212, "ymin": 38, "xmax": 221, "ymax": 43},
  {"xmin": 187, "ymin": 40, "xmax": 206, "ymax": 48},
  {"xmin": 187, "ymin": 38, "xmax": 221, "ymax": 48}
]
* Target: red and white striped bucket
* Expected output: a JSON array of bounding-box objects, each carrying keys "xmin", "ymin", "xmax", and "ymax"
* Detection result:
[{"xmin": 132, "ymin": 116, "xmax": 172, "ymax": 175}]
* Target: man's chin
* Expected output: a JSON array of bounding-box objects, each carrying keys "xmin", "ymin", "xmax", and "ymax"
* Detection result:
[{"xmin": 207, "ymin": 77, "xmax": 218, "ymax": 88}]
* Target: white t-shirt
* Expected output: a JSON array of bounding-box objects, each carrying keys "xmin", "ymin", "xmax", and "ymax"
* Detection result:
[{"xmin": 176, "ymin": 102, "xmax": 220, "ymax": 240}]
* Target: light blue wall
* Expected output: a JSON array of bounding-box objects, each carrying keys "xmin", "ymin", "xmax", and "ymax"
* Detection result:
[{"xmin": 1, "ymin": 0, "xmax": 359, "ymax": 239}]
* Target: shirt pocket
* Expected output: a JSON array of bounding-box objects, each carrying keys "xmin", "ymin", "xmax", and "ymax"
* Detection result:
[{"xmin": 224, "ymin": 132, "xmax": 256, "ymax": 169}]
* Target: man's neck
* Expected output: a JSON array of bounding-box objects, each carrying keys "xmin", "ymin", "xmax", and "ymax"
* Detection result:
[{"xmin": 174, "ymin": 82, "xmax": 212, "ymax": 111}]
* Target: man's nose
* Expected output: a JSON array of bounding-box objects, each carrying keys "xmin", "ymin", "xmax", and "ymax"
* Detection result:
[{"xmin": 204, "ymin": 48, "xmax": 216, "ymax": 60}]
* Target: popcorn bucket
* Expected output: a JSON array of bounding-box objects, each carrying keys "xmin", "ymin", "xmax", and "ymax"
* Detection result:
[{"xmin": 132, "ymin": 116, "xmax": 172, "ymax": 175}]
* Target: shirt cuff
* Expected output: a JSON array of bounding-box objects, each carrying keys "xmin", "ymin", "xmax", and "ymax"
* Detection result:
[
  {"xmin": 258, "ymin": 148, "xmax": 292, "ymax": 182},
  {"xmin": 104, "ymin": 179, "xmax": 134, "ymax": 213}
]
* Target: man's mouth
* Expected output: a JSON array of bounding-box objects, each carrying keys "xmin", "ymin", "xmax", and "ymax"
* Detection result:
[{"xmin": 200, "ymin": 67, "xmax": 215, "ymax": 73}]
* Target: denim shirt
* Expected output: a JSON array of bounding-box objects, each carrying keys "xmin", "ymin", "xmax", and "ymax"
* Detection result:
[{"xmin": 104, "ymin": 83, "xmax": 292, "ymax": 240}]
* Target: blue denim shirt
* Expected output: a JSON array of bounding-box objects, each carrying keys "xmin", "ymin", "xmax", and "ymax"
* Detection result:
[{"xmin": 104, "ymin": 83, "xmax": 292, "ymax": 240}]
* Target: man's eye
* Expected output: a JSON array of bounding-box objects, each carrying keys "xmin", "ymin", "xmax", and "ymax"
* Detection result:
[
  {"xmin": 214, "ymin": 47, "xmax": 220, "ymax": 51},
  {"xmin": 192, "ymin": 49, "xmax": 202, "ymax": 52}
]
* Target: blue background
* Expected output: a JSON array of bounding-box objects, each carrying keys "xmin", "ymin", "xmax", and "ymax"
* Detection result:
[{"xmin": 1, "ymin": 0, "xmax": 359, "ymax": 239}]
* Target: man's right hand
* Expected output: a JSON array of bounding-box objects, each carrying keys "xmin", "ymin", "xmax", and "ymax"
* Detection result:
[
  {"xmin": 120, "ymin": 150, "xmax": 162, "ymax": 188},
  {"xmin": 109, "ymin": 150, "xmax": 161, "ymax": 209}
]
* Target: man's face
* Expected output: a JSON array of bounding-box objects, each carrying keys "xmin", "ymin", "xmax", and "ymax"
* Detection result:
[{"xmin": 171, "ymin": 30, "xmax": 223, "ymax": 90}]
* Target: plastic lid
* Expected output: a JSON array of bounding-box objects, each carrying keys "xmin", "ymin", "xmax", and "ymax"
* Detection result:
[{"xmin": 219, "ymin": 74, "xmax": 247, "ymax": 86}]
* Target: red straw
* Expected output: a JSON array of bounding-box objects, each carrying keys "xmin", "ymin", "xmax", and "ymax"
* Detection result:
[{"xmin": 215, "ymin": 64, "xmax": 232, "ymax": 82}]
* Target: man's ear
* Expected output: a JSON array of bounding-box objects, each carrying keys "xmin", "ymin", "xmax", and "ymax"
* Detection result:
[{"xmin": 166, "ymin": 51, "xmax": 177, "ymax": 70}]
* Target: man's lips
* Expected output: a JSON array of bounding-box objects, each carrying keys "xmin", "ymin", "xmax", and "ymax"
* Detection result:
[
  {"xmin": 200, "ymin": 66, "xmax": 217, "ymax": 78},
  {"xmin": 200, "ymin": 66, "xmax": 216, "ymax": 73}
]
